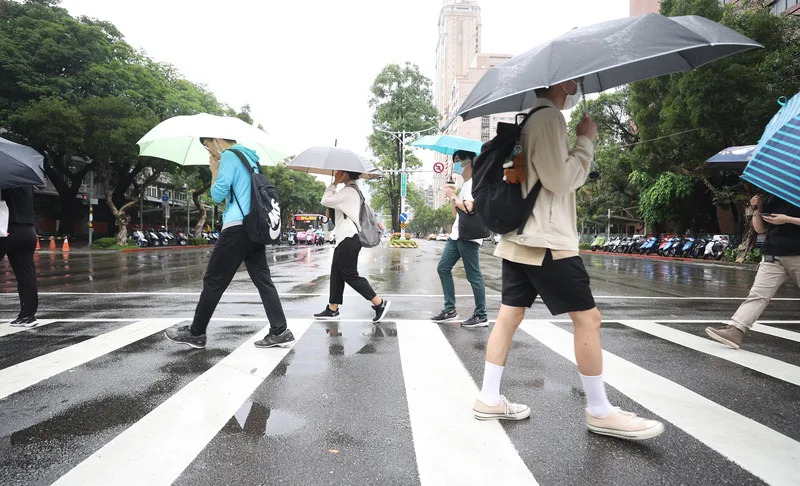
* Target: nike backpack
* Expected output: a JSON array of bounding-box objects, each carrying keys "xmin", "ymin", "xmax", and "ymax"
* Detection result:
[{"xmin": 229, "ymin": 149, "xmax": 282, "ymax": 244}]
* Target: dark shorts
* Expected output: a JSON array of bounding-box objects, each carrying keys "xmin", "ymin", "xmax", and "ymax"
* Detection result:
[{"xmin": 501, "ymin": 250, "xmax": 596, "ymax": 315}]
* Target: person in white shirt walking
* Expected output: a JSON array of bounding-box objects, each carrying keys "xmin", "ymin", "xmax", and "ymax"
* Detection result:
[
  {"xmin": 431, "ymin": 151, "xmax": 489, "ymax": 328},
  {"xmin": 314, "ymin": 170, "xmax": 391, "ymax": 323}
]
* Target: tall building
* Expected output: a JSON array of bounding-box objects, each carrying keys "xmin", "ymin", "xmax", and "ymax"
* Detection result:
[
  {"xmin": 432, "ymin": 1, "xmax": 481, "ymax": 208},
  {"xmin": 435, "ymin": 0, "xmax": 481, "ymax": 121},
  {"xmin": 630, "ymin": 0, "xmax": 799, "ymax": 15}
]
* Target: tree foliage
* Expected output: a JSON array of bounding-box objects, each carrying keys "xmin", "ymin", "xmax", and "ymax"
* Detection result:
[
  {"xmin": 627, "ymin": 0, "xmax": 799, "ymax": 237},
  {"xmin": 0, "ymin": 0, "xmax": 229, "ymax": 235},
  {"xmin": 261, "ymin": 163, "xmax": 327, "ymax": 223},
  {"xmin": 366, "ymin": 63, "xmax": 439, "ymax": 232}
]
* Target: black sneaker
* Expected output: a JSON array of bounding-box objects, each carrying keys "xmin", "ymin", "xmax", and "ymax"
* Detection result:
[
  {"xmin": 164, "ymin": 325, "xmax": 206, "ymax": 349},
  {"xmin": 372, "ymin": 299, "xmax": 391, "ymax": 323},
  {"xmin": 254, "ymin": 329, "xmax": 295, "ymax": 348},
  {"xmin": 431, "ymin": 310, "xmax": 459, "ymax": 323},
  {"xmin": 461, "ymin": 315, "xmax": 489, "ymax": 328},
  {"xmin": 314, "ymin": 305, "xmax": 340, "ymax": 320},
  {"xmin": 9, "ymin": 315, "xmax": 38, "ymax": 328}
]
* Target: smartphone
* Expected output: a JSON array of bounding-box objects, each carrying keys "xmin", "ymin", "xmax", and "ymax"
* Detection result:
[{"xmin": 761, "ymin": 213, "xmax": 774, "ymax": 217}]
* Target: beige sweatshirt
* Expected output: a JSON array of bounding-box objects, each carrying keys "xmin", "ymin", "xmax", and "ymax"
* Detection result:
[
  {"xmin": 494, "ymin": 98, "xmax": 593, "ymax": 263},
  {"xmin": 321, "ymin": 181, "xmax": 360, "ymax": 246}
]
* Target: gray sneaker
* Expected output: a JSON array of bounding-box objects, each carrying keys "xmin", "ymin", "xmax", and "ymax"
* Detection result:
[
  {"xmin": 164, "ymin": 325, "xmax": 207, "ymax": 349},
  {"xmin": 705, "ymin": 324, "xmax": 745, "ymax": 349},
  {"xmin": 460, "ymin": 315, "xmax": 488, "ymax": 328}
]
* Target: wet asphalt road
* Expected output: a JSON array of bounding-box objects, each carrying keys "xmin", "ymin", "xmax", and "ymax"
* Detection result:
[{"xmin": 0, "ymin": 240, "xmax": 798, "ymax": 485}]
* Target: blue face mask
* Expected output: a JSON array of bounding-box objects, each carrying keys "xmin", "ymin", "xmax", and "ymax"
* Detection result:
[{"xmin": 452, "ymin": 159, "xmax": 468, "ymax": 175}]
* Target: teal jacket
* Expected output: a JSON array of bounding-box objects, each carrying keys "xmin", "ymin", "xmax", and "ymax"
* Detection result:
[{"xmin": 211, "ymin": 144, "xmax": 259, "ymax": 227}]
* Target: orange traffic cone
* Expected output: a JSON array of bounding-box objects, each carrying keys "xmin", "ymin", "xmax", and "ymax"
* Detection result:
[
  {"xmin": 61, "ymin": 236, "xmax": 70, "ymax": 252},
  {"xmin": 48, "ymin": 236, "xmax": 56, "ymax": 251},
  {"xmin": 35, "ymin": 236, "xmax": 41, "ymax": 251}
]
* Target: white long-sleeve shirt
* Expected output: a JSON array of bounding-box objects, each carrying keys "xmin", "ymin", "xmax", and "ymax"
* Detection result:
[{"xmin": 321, "ymin": 181, "xmax": 360, "ymax": 246}]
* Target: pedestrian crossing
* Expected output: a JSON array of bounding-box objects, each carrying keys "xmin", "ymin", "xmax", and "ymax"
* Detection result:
[{"xmin": 1, "ymin": 317, "xmax": 799, "ymax": 485}]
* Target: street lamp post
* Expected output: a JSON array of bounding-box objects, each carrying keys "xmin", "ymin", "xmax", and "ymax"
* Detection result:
[{"xmin": 373, "ymin": 126, "xmax": 437, "ymax": 239}]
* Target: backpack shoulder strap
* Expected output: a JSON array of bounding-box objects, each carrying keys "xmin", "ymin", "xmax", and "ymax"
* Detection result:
[
  {"xmin": 518, "ymin": 105, "xmax": 551, "ymax": 131},
  {"xmin": 226, "ymin": 149, "xmax": 255, "ymax": 216},
  {"xmin": 341, "ymin": 184, "xmax": 364, "ymax": 231}
]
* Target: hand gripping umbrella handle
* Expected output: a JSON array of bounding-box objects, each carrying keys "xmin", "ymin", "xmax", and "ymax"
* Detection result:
[{"xmin": 580, "ymin": 78, "xmax": 601, "ymax": 181}]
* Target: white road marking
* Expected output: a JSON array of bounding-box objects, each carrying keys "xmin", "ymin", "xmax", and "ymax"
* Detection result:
[
  {"xmin": 520, "ymin": 320, "xmax": 800, "ymax": 486},
  {"xmin": 0, "ymin": 319, "xmax": 57, "ymax": 338},
  {"xmin": 52, "ymin": 319, "xmax": 312, "ymax": 486},
  {"xmin": 397, "ymin": 320, "xmax": 537, "ymax": 486},
  {"xmin": 0, "ymin": 318, "xmax": 182, "ymax": 399},
  {"xmin": 751, "ymin": 323, "xmax": 800, "ymax": 343}
]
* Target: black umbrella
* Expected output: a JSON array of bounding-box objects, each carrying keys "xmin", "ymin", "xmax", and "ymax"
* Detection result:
[
  {"xmin": 448, "ymin": 14, "xmax": 761, "ymax": 125},
  {"xmin": 0, "ymin": 136, "xmax": 45, "ymax": 189}
]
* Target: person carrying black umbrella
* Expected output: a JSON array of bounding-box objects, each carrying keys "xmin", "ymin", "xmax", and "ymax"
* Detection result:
[
  {"xmin": 1, "ymin": 185, "xmax": 39, "ymax": 327},
  {"xmin": 471, "ymin": 81, "xmax": 664, "ymax": 441}
]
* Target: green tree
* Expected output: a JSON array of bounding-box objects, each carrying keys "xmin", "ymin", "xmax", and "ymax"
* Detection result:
[
  {"xmin": 628, "ymin": 0, "xmax": 799, "ymax": 258},
  {"xmin": 366, "ymin": 63, "xmax": 439, "ymax": 232},
  {"xmin": 0, "ymin": 0, "xmax": 229, "ymax": 235},
  {"xmin": 261, "ymin": 163, "xmax": 327, "ymax": 224},
  {"xmin": 568, "ymin": 90, "xmax": 641, "ymax": 231}
]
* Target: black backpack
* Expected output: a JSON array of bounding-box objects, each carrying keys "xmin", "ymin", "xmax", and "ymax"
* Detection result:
[
  {"xmin": 472, "ymin": 106, "xmax": 550, "ymax": 235},
  {"xmin": 229, "ymin": 149, "xmax": 281, "ymax": 244}
]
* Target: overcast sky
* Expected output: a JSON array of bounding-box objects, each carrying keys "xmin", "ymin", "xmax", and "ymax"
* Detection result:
[{"xmin": 58, "ymin": 0, "xmax": 629, "ymax": 174}]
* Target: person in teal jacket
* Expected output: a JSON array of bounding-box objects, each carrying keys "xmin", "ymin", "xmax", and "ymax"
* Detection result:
[{"xmin": 165, "ymin": 137, "xmax": 295, "ymax": 350}]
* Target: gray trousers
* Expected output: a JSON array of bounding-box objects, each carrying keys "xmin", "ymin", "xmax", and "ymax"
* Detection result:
[{"xmin": 731, "ymin": 256, "xmax": 800, "ymax": 331}]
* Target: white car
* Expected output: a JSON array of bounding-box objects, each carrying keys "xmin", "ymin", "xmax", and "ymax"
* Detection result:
[{"xmin": 436, "ymin": 233, "xmax": 448, "ymax": 241}]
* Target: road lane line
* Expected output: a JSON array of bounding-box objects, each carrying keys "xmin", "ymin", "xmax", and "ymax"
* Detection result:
[
  {"xmin": 520, "ymin": 320, "xmax": 800, "ymax": 486},
  {"xmin": 618, "ymin": 320, "xmax": 800, "ymax": 386},
  {"xmin": 397, "ymin": 320, "xmax": 537, "ymax": 486},
  {"xmin": 52, "ymin": 319, "xmax": 312, "ymax": 486},
  {"xmin": 751, "ymin": 323, "xmax": 800, "ymax": 343},
  {"xmin": 0, "ymin": 319, "xmax": 57, "ymax": 338},
  {"xmin": 0, "ymin": 318, "xmax": 182, "ymax": 399},
  {"xmin": 4, "ymin": 292, "xmax": 800, "ymax": 301}
]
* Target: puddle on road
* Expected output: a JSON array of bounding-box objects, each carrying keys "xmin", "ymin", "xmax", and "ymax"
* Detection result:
[{"xmin": 227, "ymin": 401, "xmax": 305, "ymax": 438}]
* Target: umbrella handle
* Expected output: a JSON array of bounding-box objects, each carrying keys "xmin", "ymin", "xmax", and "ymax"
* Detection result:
[{"xmin": 579, "ymin": 78, "xmax": 600, "ymax": 181}]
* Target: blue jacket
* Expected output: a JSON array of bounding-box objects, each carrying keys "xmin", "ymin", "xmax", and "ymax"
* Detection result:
[{"xmin": 210, "ymin": 144, "xmax": 259, "ymax": 226}]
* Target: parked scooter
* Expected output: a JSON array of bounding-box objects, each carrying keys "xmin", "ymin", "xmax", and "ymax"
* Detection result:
[
  {"xmin": 286, "ymin": 228, "xmax": 297, "ymax": 246},
  {"xmin": 638, "ymin": 237, "xmax": 658, "ymax": 254},
  {"xmin": 590, "ymin": 235, "xmax": 606, "ymax": 251},
  {"xmin": 175, "ymin": 228, "xmax": 189, "ymax": 246},
  {"xmin": 132, "ymin": 227, "xmax": 148, "ymax": 247},
  {"xmin": 157, "ymin": 226, "xmax": 174, "ymax": 246},
  {"xmin": 146, "ymin": 228, "xmax": 161, "ymax": 246}
]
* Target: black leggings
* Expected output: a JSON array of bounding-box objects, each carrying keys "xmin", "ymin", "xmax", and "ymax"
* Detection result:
[{"xmin": 329, "ymin": 236, "xmax": 377, "ymax": 305}]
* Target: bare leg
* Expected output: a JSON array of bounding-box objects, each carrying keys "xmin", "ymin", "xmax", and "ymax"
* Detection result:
[
  {"xmin": 570, "ymin": 307, "xmax": 603, "ymax": 376},
  {"xmin": 486, "ymin": 305, "xmax": 526, "ymax": 365}
]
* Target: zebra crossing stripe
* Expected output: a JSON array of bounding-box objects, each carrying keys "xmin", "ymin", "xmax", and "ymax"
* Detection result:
[
  {"xmin": 0, "ymin": 318, "xmax": 182, "ymax": 400},
  {"xmin": 520, "ymin": 320, "xmax": 800, "ymax": 486},
  {"xmin": 52, "ymin": 319, "xmax": 312, "ymax": 486},
  {"xmin": 617, "ymin": 320, "xmax": 800, "ymax": 386},
  {"xmin": 397, "ymin": 321, "xmax": 538, "ymax": 486},
  {"xmin": 0, "ymin": 319, "xmax": 56, "ymax": 338},
  {"xmin": 752, "ymin": 323, "xmax": 800, "ymax": 343}
]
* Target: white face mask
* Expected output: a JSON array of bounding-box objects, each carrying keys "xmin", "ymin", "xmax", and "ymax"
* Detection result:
[{"xmin": 562, "ymin": 82, "xmax": 582, "ymax": 110}]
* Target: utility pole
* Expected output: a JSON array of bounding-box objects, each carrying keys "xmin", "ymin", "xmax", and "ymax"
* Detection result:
[
  {"xmin": 373, "ymin": 126, "xmax": 437, "ymax": 239},
  {"xmin": 607, "ymin": 208, "xmax": 611, "ymax": 240},
  {"xmin": 88, "ymin": 170, "xmax": 94, "ymax": 247}
]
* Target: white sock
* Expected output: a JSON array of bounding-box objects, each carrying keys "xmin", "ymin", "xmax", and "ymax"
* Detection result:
[
  {"xmin": 580, "ymin": 373, "xmax": 613, "ymax": 418},
  {"xmin": 478, "ymin": 361, "xmax": 504, "ymax": 406}
]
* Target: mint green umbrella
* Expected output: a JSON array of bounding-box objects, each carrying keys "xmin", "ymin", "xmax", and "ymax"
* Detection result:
[{"xmin": 136, "ymin": 113, "xmax": 287, "ymax": 166}]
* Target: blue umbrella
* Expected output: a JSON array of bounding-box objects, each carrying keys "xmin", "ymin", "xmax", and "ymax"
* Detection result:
[
  {"xmin": 0, "ymin": 136, "xmax": 45, "ymax": 189},
  {"xmin": 705, "ymin": 145, "xmax": 755, "ymax": 171},
  {"xmin": 411, "ymin": 134, "xmax": 483, "ymax": 156},
  {"xmin": 411, "ymin": 134, "xmax": 483, "ymax": 176},
  {"xmin": 742, "ymin": 92, "xmax": 800, "ymax": 208}
]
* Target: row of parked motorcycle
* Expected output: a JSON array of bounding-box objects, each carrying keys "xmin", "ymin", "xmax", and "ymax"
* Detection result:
[
  {"xmin": 282, "ymin": 228, "xmax": 333, "ymax": 246},
  {"xmin": 589, "ymin": 235, "xmax": 732, "ymax": 260},
  {"xmin": 131, "ymin": 227, "xmax": 220, "ymax": 247}
]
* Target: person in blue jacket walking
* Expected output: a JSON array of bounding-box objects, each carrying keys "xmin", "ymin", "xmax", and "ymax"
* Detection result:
[{"xmin": 165, "ymin": 137, "xmax": 294, "ymax": 349}]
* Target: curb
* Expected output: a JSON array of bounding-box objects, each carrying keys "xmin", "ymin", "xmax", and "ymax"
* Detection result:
[
  {"xmin": 580, "ymin": 250, "xmax": 757, "ymax": 267},
  {"xmin": 121, "ymin": 245, "xmax": 214, "ymax": 253}
]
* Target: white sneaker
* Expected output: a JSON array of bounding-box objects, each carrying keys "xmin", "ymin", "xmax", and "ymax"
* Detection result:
[
  {"xmin": 473, "ymin": 395, "xmax": 531, "ymax": 421},
  {"xmin": 586, "ymin": 407, "xmax": 664, "ymax": 440}
]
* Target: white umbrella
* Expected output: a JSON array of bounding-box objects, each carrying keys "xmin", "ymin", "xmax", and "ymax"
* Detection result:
[
  {"xmin": 286, "ymin": 146, "xmax": 382, "ymax": 179},
  {"xmin": 136, "ymin": 113, "xmax": 287, "ymax": 166}
]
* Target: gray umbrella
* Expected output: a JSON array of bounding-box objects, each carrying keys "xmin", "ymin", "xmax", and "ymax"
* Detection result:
[
  {"xmin": 286, "ymin": 146, "xmax": 382, "ymax": 179},
  {"xmin": 448, "ymin": 14, "xmax": 762, "ymax": 125},
  {"xmin": 0, "ymin": 136, "xmax": 45, "ymax": 189}
]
